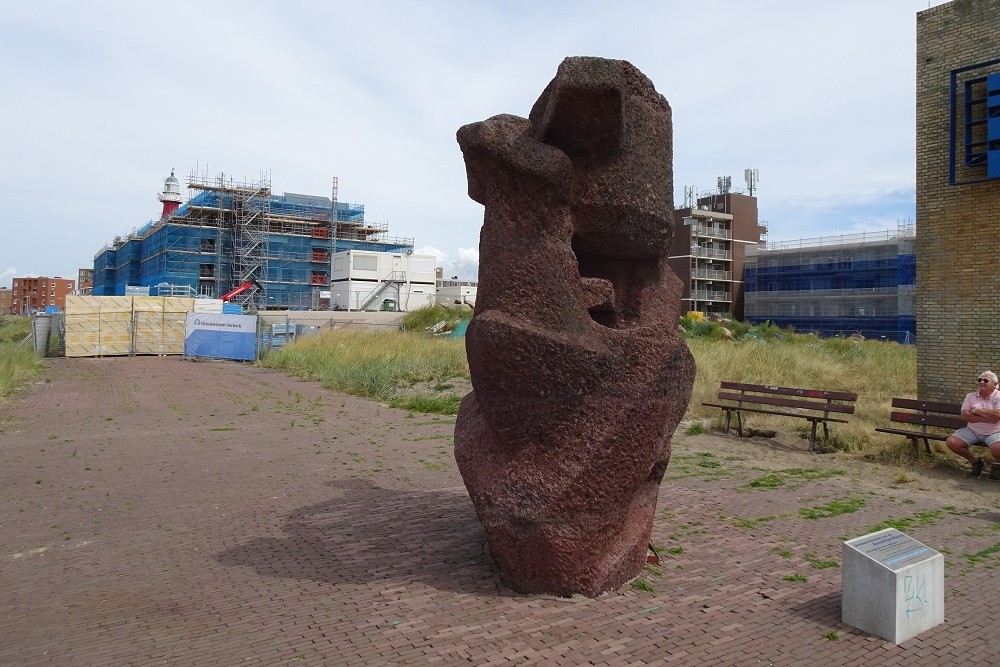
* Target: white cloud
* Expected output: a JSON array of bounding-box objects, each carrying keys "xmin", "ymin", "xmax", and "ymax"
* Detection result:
[
  {"xmin": 0, "ymin": 267, "xmax": 17, "ymax": 289},
  {"xmin": 0, "ymin": 0, "xmax": 946, "ymax": 281},
  {"xmin": 451, "ymin": 248, "xmax": 480, "ymax": 281},
  {"xmin": 414, "ymin": 245, "xmax": 479, "ymax": 281}
]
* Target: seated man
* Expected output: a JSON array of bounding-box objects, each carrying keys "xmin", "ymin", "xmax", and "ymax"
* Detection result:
[{"xmin": 946, "ymin": 371, "xmax": 1000, "ymax": 478}]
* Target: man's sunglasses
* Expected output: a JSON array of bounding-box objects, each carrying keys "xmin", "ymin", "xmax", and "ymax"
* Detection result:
[{"xmin": 978, "ymin": 378, "xmax": 992, "ymax": 383}]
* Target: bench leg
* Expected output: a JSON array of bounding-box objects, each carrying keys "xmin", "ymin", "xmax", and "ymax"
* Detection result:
[
  {"xmin": 809, "ymin": 421, "xmax": 818, "ymax": 451},
  {"xmin": 909, "ymin": 436, "xmax": 919, "ymax": 458},
  {"xmin": 923, "ymin": 437, "xmax": 932, "ymax": 456},
  {"xmin": 722, "ymin": 410, "xmax": 731, "ymax": 434},
  {"xmin": 735, "ymin": 410, "xmax": 744, "ymax": 437}
]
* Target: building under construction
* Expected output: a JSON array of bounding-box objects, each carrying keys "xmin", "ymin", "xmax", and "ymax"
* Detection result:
[
  {"xmin": 93, "ymin": 170, "xmax": 413, "ymax": 310},
  {"xmin": 743, "ymin": 225, "xmax": 916, "ymax": 343}
]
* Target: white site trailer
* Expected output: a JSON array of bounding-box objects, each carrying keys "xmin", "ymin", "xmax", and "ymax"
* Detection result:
[
  {"xmin": 330, "ymin": 250, "xmax": 436, "ymax": 312},
  {"xmin": 435, "ymin": 279, "xmax": 478, "ymax": 308}
]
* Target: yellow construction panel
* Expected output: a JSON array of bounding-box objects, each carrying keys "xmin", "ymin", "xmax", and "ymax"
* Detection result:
[
  {"xmin": 65, "ymin": 296, "xmax": 122, "ymax": 357},
  {"xmin": 62, "ymin": 295, "xmax": 198, "ymax": 356},
  {"xmin": 64, "ymin": 325, "xmax": 100, "ymax": 356},
  {"xmin": 162, "ymin": 297, "xmax": 194, "ymax": 313},
  {"xmin": 162, "ymin": 321, "xmax": 187, "ymax": 354},
  {"xmin": 101, "ymin": 297, "xmax": 134, "ymax": 313},
  {"xmin": 133, "ymin": 310, "xmax": 163, "ymax": 355},
  {"xmin": 98, "ymin": 310, "xmax": 133, "ymax": 356},
  {"xmin": 132, "ymin": 296, "xmax": 163, "ymax": 313},
  {"xmin": 65, "ymin": 295, "xmax": 102, "ymax": 315},
  {"xmin": 161, "ymin": 298, "xmax": 191, "ymax": 354},
  {"xmin": 193, "ymin": 299, "xmax": 224, "ymax": 313}
]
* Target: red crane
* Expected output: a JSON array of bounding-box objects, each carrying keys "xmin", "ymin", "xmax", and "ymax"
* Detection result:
[{"xmin": 220, "ymin": 279, "xmax": 262, "ymax": 302}]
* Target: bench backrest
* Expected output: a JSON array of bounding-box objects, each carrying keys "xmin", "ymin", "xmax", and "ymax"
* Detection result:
[
  {"xmin": 889, "ymin": 397, "xmax": 964, "ymax": 430},
  {"xmin": 718, "ymin": 381, "xmax": 858, "ymax": 415}
]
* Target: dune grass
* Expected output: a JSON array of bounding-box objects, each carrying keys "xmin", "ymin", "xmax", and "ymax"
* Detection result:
[
  {"xmin": 260, "ymin": 318, "xmax": 920, "ymax": 460},
  {"xmin": 0, "ymin": 316, "xmax": 45, "ymax": 399},
  {"xmin": 260, "ymin": 328, "xmax": 468, "ymax": 410},
  {"xmin": 685, "ymin": 334, "xmax": 917, "ymax": 457},
  {"xmin": 399, "ymin": 304, "xmax": 472, "ymax": 333}
]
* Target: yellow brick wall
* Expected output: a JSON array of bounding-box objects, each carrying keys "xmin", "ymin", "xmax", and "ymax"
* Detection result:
[{"xmin": 916, "ymin": 0, "xmax": 1000, "ymax": 400}]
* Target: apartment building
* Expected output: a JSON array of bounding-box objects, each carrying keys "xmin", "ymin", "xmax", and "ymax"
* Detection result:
[{"xmin": 11, "ymin": 276, "xmax": 76, "ymax": 314}]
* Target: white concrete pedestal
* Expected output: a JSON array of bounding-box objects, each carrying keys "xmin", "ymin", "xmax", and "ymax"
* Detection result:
[{"xmin": 842, "ymin": 528, "xmax": 944, "ymax": 644}]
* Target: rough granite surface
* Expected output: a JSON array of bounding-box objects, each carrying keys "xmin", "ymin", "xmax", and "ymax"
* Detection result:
[{"xmin": 454, "ymin": 56, "xmax": 696, "ymax": 597}]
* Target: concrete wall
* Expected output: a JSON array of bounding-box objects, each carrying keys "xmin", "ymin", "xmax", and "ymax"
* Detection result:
[{"xmin": 916, "ymin": 0, "xmax": 1000, "ymax": 400}]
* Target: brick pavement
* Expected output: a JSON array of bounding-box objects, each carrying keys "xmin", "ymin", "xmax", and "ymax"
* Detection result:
[{"xmin": 1, "ymin": 357, "xmax": 998, "ymax": 665}]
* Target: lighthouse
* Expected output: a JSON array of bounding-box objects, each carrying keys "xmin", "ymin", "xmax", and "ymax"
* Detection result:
[{"xmin": 158, "ymin": 168, "xmax": 182, "ymax": 219}]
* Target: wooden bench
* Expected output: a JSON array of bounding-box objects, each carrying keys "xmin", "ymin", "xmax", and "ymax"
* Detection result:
[
  {"xmin": 874, "ymin": 398, "xmax": 965, "ymax": 457},
  {"xmin": 704, "ymin": 381, "xmax": 858, "ymax": 451}
]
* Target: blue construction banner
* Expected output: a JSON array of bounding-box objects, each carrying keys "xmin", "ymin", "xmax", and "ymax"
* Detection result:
[{"xmin": 184, "ymin": 314, "xmax": 258, "ymax": 361}]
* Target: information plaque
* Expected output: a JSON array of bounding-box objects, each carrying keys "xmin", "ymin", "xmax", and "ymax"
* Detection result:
[{"xmin": 842, "ymin": 528, "xmax": 944, "ymax": 644}]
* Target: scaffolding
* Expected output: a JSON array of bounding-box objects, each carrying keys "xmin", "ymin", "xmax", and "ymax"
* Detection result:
[
  {"xmin": 744, "ymin": 224, "xmax": 916, "ymax": 342},
  {"xmin": 93, "ymin": 169, "xmax": 415, "ymax": 309}
]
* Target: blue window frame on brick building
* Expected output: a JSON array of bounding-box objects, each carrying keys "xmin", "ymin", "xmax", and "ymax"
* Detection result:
[
  {"xmin": 950, "ymin": 59, "xmax": 1000, "ymax": 184},
  {"xmin": 988, "ymin": 72, "xmax": 1000, "ymax": 179}
]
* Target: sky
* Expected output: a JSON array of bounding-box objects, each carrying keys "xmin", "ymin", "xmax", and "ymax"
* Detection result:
[{"xmin": 0, "ymin": 0, "xmax": 947, "ymax": 288}]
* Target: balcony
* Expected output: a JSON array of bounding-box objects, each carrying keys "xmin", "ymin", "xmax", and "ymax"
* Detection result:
[
  {"xmin": 691, "ymin": 225, "xmax": 732, "ymax": 240},
  {"xmin": 692, "ymin": 269, "xmax": 732, "ymax": 280},
  {"xmin": 691, "ymin": 247, "xmax": 731, "ymax": 260},
  {"xmin": 690, "ymin": 289, "xmax": 731, "ymax": 302}
]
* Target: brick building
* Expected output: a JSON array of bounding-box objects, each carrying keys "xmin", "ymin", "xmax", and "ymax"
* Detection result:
[
  {"xmin": 0, "ymin": 287, "xmax": 11, "ymax": 315},
  {"xmin": 77, "ymin": 268, "xmax": 93, "ymax": 295},
  {"xmin": 668, "ymin": 191, "xmax": 766, "ymax": 320},
  {"xmin": 10, "ymin": 277, "xmax": 76, "ymax": 314},
  {"xmin": 916, "ymin": 0, "xmax": 1000, "ymax": 400}
]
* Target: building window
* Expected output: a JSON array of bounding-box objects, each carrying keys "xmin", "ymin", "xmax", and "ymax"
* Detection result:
[{"xmin": 950, "ymin": 60, "xmax": 1000, "ymax": 184}]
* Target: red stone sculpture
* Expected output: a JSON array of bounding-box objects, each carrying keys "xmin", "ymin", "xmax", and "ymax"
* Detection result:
[{"xmin": 454, "ymin": 57, "xmax": 695, "ymax": 598}]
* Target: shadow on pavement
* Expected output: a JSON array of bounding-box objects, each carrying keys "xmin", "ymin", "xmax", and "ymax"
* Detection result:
[{"xmin": 215, "ymin": 478, "xmax": 495, "ymax": 595}]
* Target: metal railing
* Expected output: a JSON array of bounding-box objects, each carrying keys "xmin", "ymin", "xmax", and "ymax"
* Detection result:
[
  {"xmin": 691, "ymin": 225, "xmax": 732, "ymax": 240},
  {"xmin": 690, "ymin": 289, "xmax": 731, "ymax": 302},
  {"xmin": 358, "ymin": 271, "xmax": 407, "ymax": 311},
  {"xmin": 691, "ymin": 247, "xmax": 731, "ymax": 260},
  {"xmin": 692, "ymin": 269, "xmax": 732, "ymax": 280}
]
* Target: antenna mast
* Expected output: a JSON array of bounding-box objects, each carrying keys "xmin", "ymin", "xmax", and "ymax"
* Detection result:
[{"xmin": 744, "ymin": 168, "xmax": 760, "ymax": 196}]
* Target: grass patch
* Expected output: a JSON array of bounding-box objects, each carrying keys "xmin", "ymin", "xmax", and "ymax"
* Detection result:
[
  {"xmin": 255, "ymin": 316, "xmax": 926, "ymax": 460},
  {"xmin": 685, "ymin": 422, "xmax": 705, "ymax": 436},
  {"xmin": 389, "ymin": 394, "xmax": 462, "ymax": 415},
  {"xmin": 684, "ymin": 333, "xmax": 916, "ymax": 459},
  {"xmin": 964, "ymin": 542, "xmax": 1000, "ymax": 565},
  {"xmin": 0, "ymin": 316, "xmax": 44, "ymax": 400},
  {"xmin": 780, "ymin": 468, "xmax": 846, "ymax": 482},
  {"xmin": 783, "ymin": 573, "xmax": 807, "ymax": 582},
  {"xmin": 260, "ymin": 329, "xmax": 467, "ymax": 414},
  {"xmin": 748, "ymin": 473, "xmax": 784, "ymax": 489},
  {"xmin": 867, "ymin": 510, "xmax": 947, "ymax": 534},
  {"xmin": 799, "ymin": 497, "xmax": 866, "ymax": 520},
  {"xmin": 747, "ymin": 468, "xmax": 845, "ymax": 490},
  {"xmin": 399, "ymin": 305, "xmax": 472, "ymax": 334},
  {"xmin": 732, "ymin": 515, "xmax": 779, "ymax": 529},
  {"xmin": 631, "ymin": 578, "xmax": 654, "ymax": 592},
  {"xmin": 803, "ymin": 553, "xmax": 839, "ymax": 570}
]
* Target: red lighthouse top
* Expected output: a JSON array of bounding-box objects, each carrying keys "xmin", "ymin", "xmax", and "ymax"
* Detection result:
[{"xmin": 158, "ymin": 168, "xmax": 182, "ymax": 219}]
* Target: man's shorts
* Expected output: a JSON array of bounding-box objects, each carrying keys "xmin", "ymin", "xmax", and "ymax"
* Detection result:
[{"xmin": 951, "ymin": 427, "xmax": 1000, "ymax": 446}]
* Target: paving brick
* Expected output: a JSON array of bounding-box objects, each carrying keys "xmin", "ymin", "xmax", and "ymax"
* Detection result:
[{"xmin": 0, "ymin": 357, "xmax": 999, "ymax": 665}]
